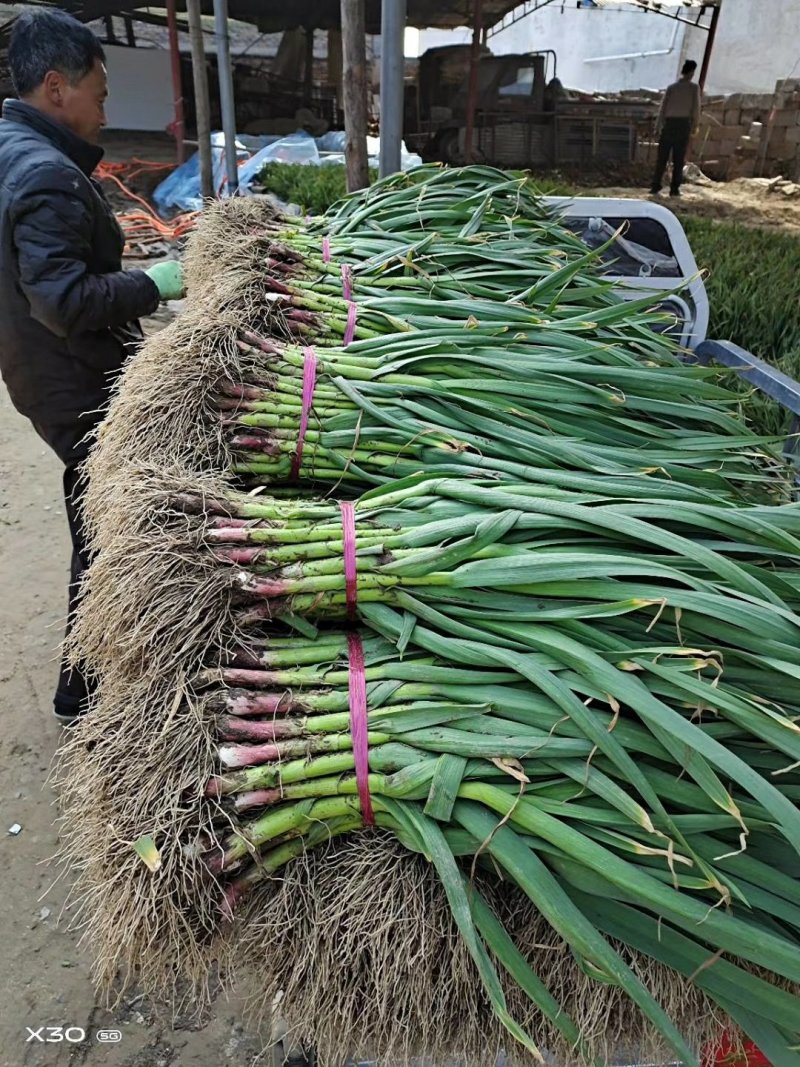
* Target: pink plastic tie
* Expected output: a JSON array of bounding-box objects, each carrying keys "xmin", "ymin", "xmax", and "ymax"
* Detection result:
[
  {"xmin": 347, "ymin": 632, "xmax": 374, "ymax": 826},
  {"xmin": 339, "ymin": 500, "xmax": 358, "ymax": 619},
  {"xmin": 322, "ymin": 236, "xmax": 331, "ymax": 263},
  {"xmin": 341, "ymin": 264, "xmax": 353, "ymax": 302},
  {"xmin": 290, "ymin": 347, "xmax": 317, "ymax": 481},
  {"xmin": 343, "ymin": 302, "xmax": 358, "ymax": 347}
]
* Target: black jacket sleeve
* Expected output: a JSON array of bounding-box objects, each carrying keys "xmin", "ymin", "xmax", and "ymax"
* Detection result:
[{"xmin": 10, "ymin": 162, "xmax": 160, "ymax": 342}]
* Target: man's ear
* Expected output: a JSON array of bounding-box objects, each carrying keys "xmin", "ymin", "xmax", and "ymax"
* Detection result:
[{"xmin": 40, "ymin": 69, "xmax": 66, "ymax": 106}]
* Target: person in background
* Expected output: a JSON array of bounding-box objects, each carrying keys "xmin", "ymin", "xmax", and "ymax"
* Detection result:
[
  {"xmin": 0, "ymin": 10, "xmax": 185, "ymax": 725},
  {"xmin": 650, "ymin": 59, "xmax": 701, "ymax": 198}
]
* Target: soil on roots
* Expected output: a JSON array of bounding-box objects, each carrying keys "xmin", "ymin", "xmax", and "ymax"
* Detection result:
[{"xmin": 236, "ymin": 831, "xmax": 729, "ymax": 1067}]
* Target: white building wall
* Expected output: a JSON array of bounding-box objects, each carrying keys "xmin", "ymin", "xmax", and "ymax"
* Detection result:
[
  {"xmin": 695, "ymin": 0, "xmax": 800, "ymax": 94},
  {"xmin": 417, "ymin": 6, "xmax": 686, "ymax": 93},
  {"xmin": 416, "ymin": 0, "xmax": 800, "ymax": 96},
  {"xmin": 490, "ymin": 4, "xmax": 686, "ymax": 93},
  {"xmin": 414, "ymin": 27, "xmax": 473, "ymax": 52},
  {"xmin": 104, "ymin": 45, "xmax": 174, "ymax": 131}
]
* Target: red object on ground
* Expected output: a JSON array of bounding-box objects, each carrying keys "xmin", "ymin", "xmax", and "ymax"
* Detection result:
[{"xmin": 705, "ymin": 1033, "xmax": 770, "ymax": 1067}]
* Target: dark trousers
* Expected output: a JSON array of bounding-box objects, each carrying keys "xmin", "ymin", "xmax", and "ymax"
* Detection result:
[
  {"xmin": 651, "ymin": 117, "xmax": 691, "ymax": 194},
  {"xmin": 32, "ymin": 419, "xmax": 97, "ymax": 718},
  {"xmin": 57, "ymin": 461, "xmax": 94, "ymax": 716}
]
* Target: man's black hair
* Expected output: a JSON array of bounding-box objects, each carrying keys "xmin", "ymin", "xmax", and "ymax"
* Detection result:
[
  {"xmin": 681, "ymin": 59, "xmax": 698, "ymax": 75},
  {"xmin": 8, "ymin": 9, "xmax": 105, "ymax": 97}
]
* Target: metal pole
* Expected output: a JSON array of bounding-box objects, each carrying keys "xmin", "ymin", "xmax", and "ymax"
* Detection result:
[
  {"xmin": 698, "ymin": 1, "xmax": 721, "ymax": 91},
  {"xmin": 187, "ymin": 0, "xmax": 213, "ymax": 199},
  {"xmin": 213, "ymin": 0, "xmax": 239, "ymax": 195},
  {"xmin": 165, "ymin": 0, "xmax": 185, "ymax": 163},
  {"xmin": 463, "ymin": 0, "xmax": 483, "ymax": 163},
  {"xmin": 379, "ymin": 0, "xmax": 406, "ymax": 177},
  {"xmin": 340, "ymin": 0, "xmax": 370, "ymax": 191}
]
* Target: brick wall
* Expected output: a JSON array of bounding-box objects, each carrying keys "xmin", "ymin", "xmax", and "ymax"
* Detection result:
[{"xmin": 696, "ymin": 79, "xmax": 800, "ymax": 179}]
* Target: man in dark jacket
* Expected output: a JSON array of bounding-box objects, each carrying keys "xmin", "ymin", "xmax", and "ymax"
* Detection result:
[{"xmin": 0, "ymin": 10, "xmax": 184, "ymax": 724}]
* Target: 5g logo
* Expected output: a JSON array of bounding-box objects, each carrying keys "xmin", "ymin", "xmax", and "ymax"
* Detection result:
[
  {"xmin": 26, "ymin": 1026, "xmax": 86, "ymax": 1043},
  {"xmin": 96, "ymin": 1030, "xmax": 123, "ymax": 1043}
]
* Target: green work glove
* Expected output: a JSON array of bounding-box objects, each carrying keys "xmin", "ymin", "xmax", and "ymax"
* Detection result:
[{"xmin": 146, "ymin": 260, "xmax": 185, "ymax": 301}]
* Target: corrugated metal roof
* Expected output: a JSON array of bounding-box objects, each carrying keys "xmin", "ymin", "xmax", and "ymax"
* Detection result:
[
  {"xmin": 1, "ymin": 0, "xmax": 528, "ymax": 33},
  {"xmin": 591, "ymin": 1, "xmax": 721, "ymax": 9},
  {"xmin": 233, "ymin": 1, "xmax": 525, "ymax": 32},
  {"xmin": 488, "ymin": 0, "xmax": 719, "ymax": 38}
]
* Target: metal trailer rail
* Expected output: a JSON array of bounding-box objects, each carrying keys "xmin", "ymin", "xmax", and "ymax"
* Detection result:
[
  {"xmin": 269, "ymin": 199, "xmax": 795, "ymax": 1067},
  {"xmin": 550, "ymin": 196, "xmax": 800, "ymax": 457},
  {"xmin": 694, "ymin": 340, "xmax": 800, "ymax": 458}
]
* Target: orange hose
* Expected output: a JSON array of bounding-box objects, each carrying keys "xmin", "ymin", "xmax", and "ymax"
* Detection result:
[
  {"xmin": 101, "ymin": 170, "xmax": 162, "ymax": 217},
  {"xmin": 95, "ymin": 158, "xmax": 200, "ymax": 248}
]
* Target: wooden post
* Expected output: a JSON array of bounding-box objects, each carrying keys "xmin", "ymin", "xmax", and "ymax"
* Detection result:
[
  {"xmin": 463, "ymin": 0, "xmax": 484, "ymax": 163},
  {"xmin": 187, "ymin": 0, "xmax": 214, "ymax": 199},
  {"xmin": 274, "ymin": 28, "xmax": 305, "ymax": 80},
  {"xmin": 327, "ymin": 28, "xmax": 343, "ymax": 105},
  {"xmin": 340, "ymin": 0, "xmax": 370, "ymax": 191},
  {"xmin": 165, "ymin": 0, "xmax": 186, "ymax": 163},
  {"xmin": 304, "ymin": 26, "xmax": 315, "ymax": 101}
]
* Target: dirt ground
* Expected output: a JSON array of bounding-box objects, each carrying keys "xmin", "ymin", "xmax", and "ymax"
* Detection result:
[
  {"xmin": 555, "ymin": 151, "xmax": 800, "ymax": 234},
  {"xmin": 95, "ymin": 130, "xmax": 800, "ymax": 237},
  {"xmin": 0, "ymin": 301, "xmax": 269, "ymax": 1067},
  {"xmin": 587, "ymin": 177, "xmax": 800, "ymax": 234}
]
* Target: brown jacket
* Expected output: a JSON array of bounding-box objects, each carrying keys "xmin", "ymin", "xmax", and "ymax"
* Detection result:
[{"xmin": 658, "ymin": 78, "xmax": 701, "ymax": 132}]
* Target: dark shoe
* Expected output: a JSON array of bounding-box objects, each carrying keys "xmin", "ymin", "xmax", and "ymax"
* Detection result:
[
  {"xmin": 649, "ymin": 187, "xmax": 661, "ymax": 196},
  {"xmin": 669, "ymin": 189, "xmax": 681, "ymax": 198},
  {"xmin": 53, "ymin": 708, "xmax": 84, "ymax": 727},
  {"xmin": 53, "ymin": 694, "xmax": 87, "ymax": 727}
]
